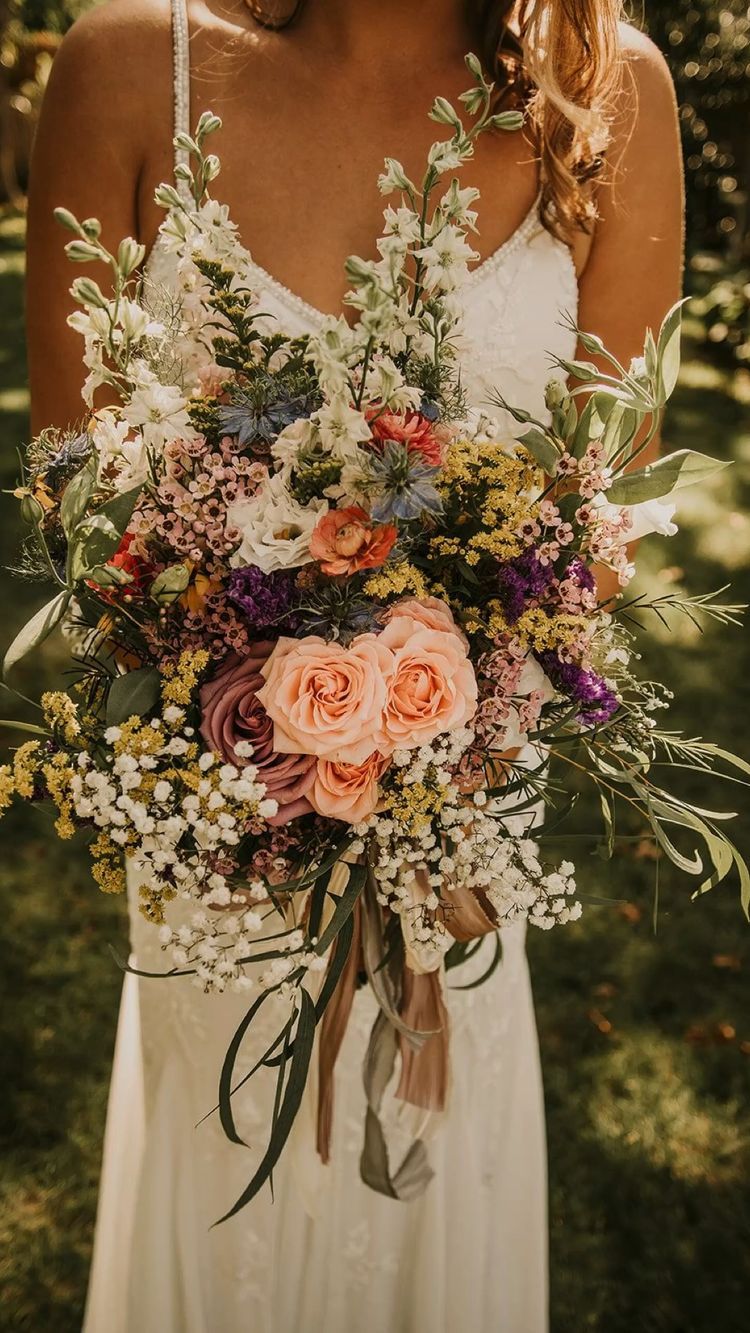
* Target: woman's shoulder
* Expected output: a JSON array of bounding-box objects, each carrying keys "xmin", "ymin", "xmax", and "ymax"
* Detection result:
[
  {"xmin": 615, "ymin": 21, "xmax": 678, "ymax": 117},
  {"xmin": 46, "ymin": 1, "xmax": 173, "ymax": 128},
  {"xmin": 36, "ymin": 0, "xmax": 175, "ymax": 175},
  {"xmin": 55, "ymin": 0, "xmax": 173, "ymax": 62}
]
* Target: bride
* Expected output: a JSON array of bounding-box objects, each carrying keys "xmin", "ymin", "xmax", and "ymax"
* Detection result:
[{"xmin": 26, "ymin": 2, "xmax": 682, "ymax": 1329}]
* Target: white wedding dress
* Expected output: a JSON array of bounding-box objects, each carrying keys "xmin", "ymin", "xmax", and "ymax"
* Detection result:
[{"xmin": 82, "ymin": 3, "xmax": 578, "ymax": 1329}]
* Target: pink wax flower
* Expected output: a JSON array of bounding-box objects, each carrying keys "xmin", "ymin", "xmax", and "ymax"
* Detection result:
[
  {"xmin": 310, "ymin": 506, "xmax": 397, "ymax": 577},
  {"xmin": 199, "ymin": 644, "xmax": 316, "ymax": 825}
]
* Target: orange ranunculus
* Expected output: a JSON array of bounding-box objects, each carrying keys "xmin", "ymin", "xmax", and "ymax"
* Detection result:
[{"xmin": 309, "ymin": 506, "xmax": 397, "ymax": 577}]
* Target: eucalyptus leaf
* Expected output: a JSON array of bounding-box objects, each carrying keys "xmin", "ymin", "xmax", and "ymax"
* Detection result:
[
  {"xmin": 519, "ymin": 426, "xmax": 561, "ymax": 475},
  {"xmin": 3, "ymin": 591, "xmax": 71, "ymax": 677},
  {"xmin": 106, "ymin": 667, "xmax": 162, "ymax": 726},
  {"xmin": 606, "ymin": 450, "xmax": 730, "ymax": 506}
]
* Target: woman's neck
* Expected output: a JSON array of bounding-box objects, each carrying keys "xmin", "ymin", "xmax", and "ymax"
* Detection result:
[{"xmin": 292, "ymin": 0, "xmax": 474, "ymax": 67}]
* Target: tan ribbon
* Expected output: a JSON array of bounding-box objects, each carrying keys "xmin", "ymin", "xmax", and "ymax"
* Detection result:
[
  {"xmin": 316, "ymin": 898, "xmax": 363, "ymax": 1164},
  {"xmin": 315, "ymin": 876, "xmax": 501, "ymax": 1160}
]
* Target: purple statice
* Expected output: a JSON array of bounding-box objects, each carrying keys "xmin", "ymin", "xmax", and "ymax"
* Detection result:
[
  {"xmin": 497, "ymin": 549, "xmax": 556, "ymax": 623},
  {"xmin": 564, "ymin": 556, "xmax": 596, "ymax": 595},
  {"xmin": 228, "ymin": 565, "xmax": 299, "ymax": 632},
  {"xmin": 539, "ymin": 651, "xmax": 619, "ymax": 726}
]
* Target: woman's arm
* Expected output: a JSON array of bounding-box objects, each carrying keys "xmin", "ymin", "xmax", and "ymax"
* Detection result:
[
  {"xmin": 577, "ymin": 26, "xmax": 684, "ymax": 602},
  {"xmin": 25, "ymin": 0, "xmax": 171, "ymax": 434},
  {"xmin": 578, "ymin": 25, "xmax": 684, "ymax": 386}
]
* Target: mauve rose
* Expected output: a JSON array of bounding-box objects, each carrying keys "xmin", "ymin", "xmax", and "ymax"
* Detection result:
[{"xmin": 199, "ymin": 643, "xmax": 316, "ymax": 825}]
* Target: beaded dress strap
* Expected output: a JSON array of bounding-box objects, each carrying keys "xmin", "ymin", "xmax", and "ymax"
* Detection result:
[{"xmin": 170, "ymin": 0, "xmax": 192, "ymax": 197}]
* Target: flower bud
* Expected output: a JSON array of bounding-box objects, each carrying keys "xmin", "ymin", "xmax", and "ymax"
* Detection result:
[
  {"xmin": 117, "ymin": 237, "xmax": 146, "ymax": 276},
  {"xmin": 65, "ymin": 240, "xmax": 102, "ymax": 263},
  {"xmin": 54, "ymin": 207, "xmax": 82, "ymax": 234},
  {"xmin": 545, "ymin": 378, "xmax": 568, "ymax": 412},
  {"xmin": 150, "ymin": 564, "xmax": 191, "ymax": 604},
  {"xmin": 19, "ymin": 492, "xmax": 45, "ymax": 526},
  {"xmin": 429, "ymin": 97, "xmax": 461, "ymax": 130},
  {"xmin": 154, "ymin": 183, "xmax": 184, "ymax": 210},
  {"xmin": 71, "ymin": 276, "xmax": 108, "ymax": 310}
]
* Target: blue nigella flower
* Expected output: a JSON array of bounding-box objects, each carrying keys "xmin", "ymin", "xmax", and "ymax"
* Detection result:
[
  {"xmin": 44, "ymin": 431, "xmax": 92, "ymax": 485},
  {"xmin": 218, "ymin": 380, "xmax": 318, "ymax": 448},
  {"xmin": 366, "ymin": 441, "xmax": 443, "ymax": 523}
]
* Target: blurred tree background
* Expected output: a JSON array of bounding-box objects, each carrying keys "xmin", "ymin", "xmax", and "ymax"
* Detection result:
[{"xmin": 0, "ymin": 2, "xmax": 748, "ymax": 1331}]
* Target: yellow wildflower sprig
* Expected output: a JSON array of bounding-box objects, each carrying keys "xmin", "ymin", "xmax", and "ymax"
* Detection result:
[{"xmin": 160, "ymin": 648, "xmax": 211, "ymax": 707}]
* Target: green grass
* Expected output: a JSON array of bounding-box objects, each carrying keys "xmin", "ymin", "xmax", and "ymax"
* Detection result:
[{"xmin": 0, "ymin": 211, "xmax": 748, "ymax": 1332}]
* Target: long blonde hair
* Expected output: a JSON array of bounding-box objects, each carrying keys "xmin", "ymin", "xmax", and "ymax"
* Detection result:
[{"xmin": 473, "ymin": 0, "xmax": 624, "ymax": 240}]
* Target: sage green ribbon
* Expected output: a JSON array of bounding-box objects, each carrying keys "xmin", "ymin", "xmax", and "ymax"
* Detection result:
[{"xmin": 360, "ymin": 1011, "xmax": 435, "ymax": 1201}]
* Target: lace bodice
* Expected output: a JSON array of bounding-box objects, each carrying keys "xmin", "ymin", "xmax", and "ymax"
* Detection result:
[{"xmin": 147, "ymin": 204, "xmax": 578, "ymax": 431}]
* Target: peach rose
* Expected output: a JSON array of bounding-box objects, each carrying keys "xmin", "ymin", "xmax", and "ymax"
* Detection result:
[
  {"xmin": 256, "ymin": 634, "xmax": 395, "ymax": 765},
  {"xmin": 310, "ymin": 506, "xmax": 397, "ymax": 577},
  {"xmin": 377, "ymin": 615, "xmax": 478, "ymax": 750},
  {"xmin": 309, "ymin": 751, "xmax": 390, "ymax": 824},
  {"xmin": 384, "ymin": 595, "xmax": 468, "ymax": 647}
]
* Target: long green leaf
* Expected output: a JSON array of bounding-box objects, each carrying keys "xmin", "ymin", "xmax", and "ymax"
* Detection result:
[
  {"xmin": 214, "ymin": 988, "xmax": 316, "ymax": 1224},
  {"xmin": 0, "ymin": 719, "xmax": 49, "ymax": 736},
  {"xmin": 3, "ymin": 591, "xmax": 71, "ymax": 677},
  {"xmin": 218, "ymin": 990, "xmax": 275, "ymax": 1146},
  {"xmin": 606, "ymin": 449, "xmax": 730, "ymax": 506},
  {"xmin": 449, "ymin": 935, "xmax": 502, "ymax": 991},
  {"xmin": 314, "ymin": 861, "xmax": 367, "ymax": 956},
  {"xmin": 656, "ymin": 298, "xmax": 689, "ymax": 401}
]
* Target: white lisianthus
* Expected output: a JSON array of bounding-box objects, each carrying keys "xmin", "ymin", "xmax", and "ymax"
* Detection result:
[
  {"xmin": 227, "ymin": 470, "xmax": 327, "ymax": 573},
  {"xmin": 594, "ymin": 494, "xmax": 679, "ymax": 542},
  {"xmin": 91, "ymin": 408, "xmax": 151, "ymax": 491},
  {"xmin": 270, "ymin": 417, "xmax": 318, "ymax": 472},
  {"xmin": 122, "ymin": 366, "xmax": 195, "ymax": 449}
]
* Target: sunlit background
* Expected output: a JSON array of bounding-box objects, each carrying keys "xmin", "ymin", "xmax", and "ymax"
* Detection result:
[{"xmin": 0, "ymin": 2, "xmax": 748, "ymax": 1330}]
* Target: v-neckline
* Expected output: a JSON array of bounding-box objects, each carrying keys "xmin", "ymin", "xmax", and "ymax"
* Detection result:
[{"xmin": 239, "ymin": 196, "xmax": 542, "ymax": 330}]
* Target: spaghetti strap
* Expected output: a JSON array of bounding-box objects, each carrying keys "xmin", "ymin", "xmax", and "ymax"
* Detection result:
[{"xmin": 170, "ymin": 0, "xmax": 192, "ymax": 194}]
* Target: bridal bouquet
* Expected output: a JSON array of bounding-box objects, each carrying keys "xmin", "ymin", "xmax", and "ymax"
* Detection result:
[{"xmin": 2, "ymin": 57, "xmax": 747, "ymax": 1215}]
